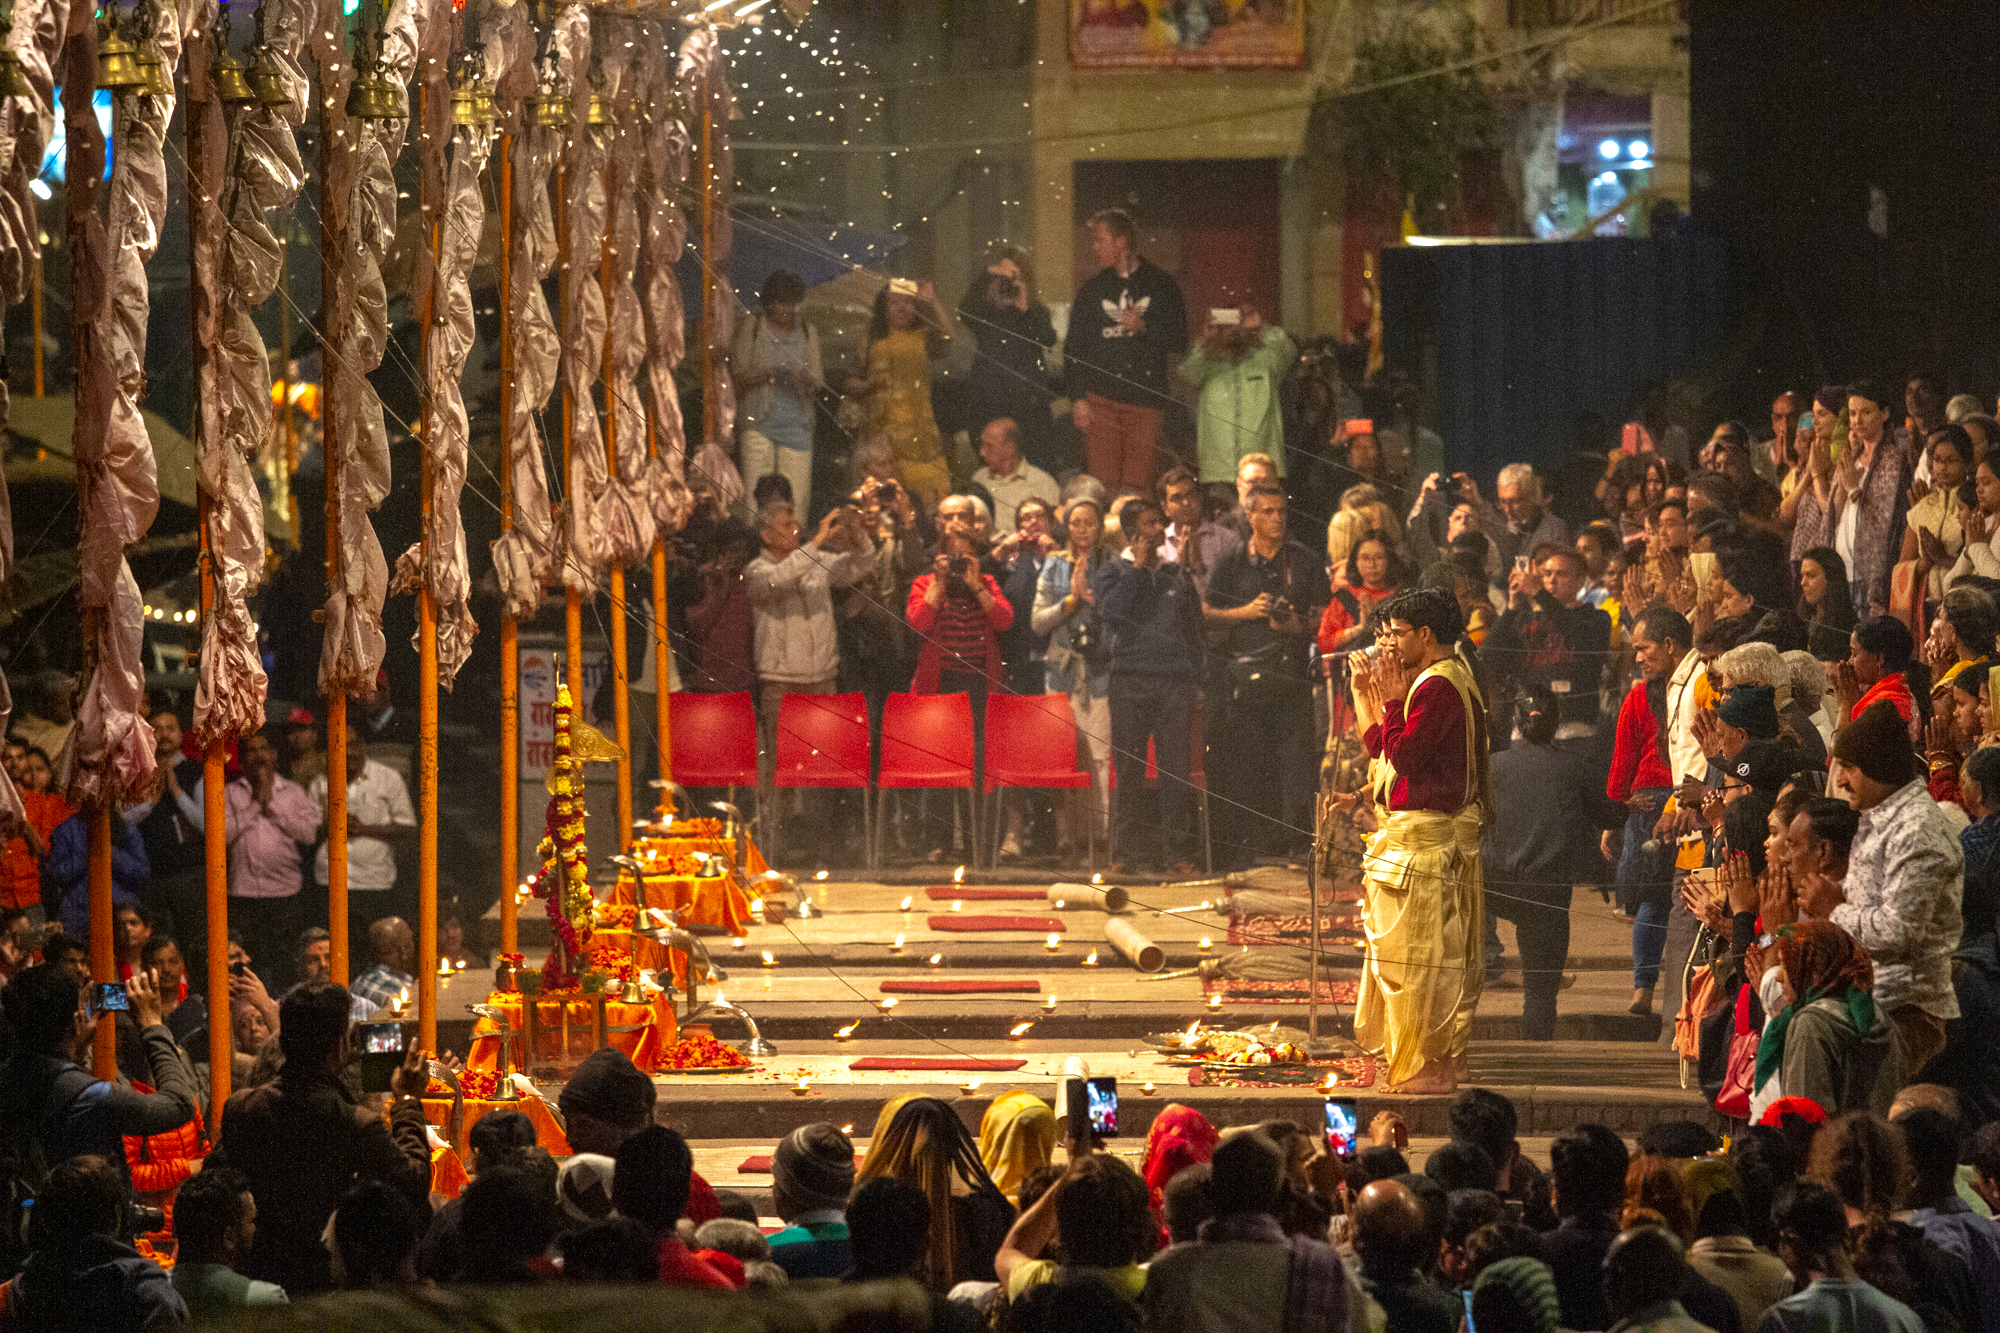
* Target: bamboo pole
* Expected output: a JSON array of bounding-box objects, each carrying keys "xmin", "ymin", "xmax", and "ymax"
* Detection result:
[
  {"xmin": 602, "ymin": 149, "xmax": 631, "ymax": 851},
  {"xmin": 88, "ymin": 806, "xmax": 113, "ymax": 1078},
  {"xmin": 322, "ymin": 82, "xmax": 349, "ymax": 984},
  {"xmin": 415, "ymin": 86, "xmax": 439, "ymax": 1054},
  {"xmin": 497, "ymin": 134, "xmax": 517, "ymax": 957}
]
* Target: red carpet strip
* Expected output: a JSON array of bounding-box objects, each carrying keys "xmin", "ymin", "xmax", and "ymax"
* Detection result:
[
  {"xmin": 926, "ymin": 915, "xmax": 1066, "ymax": 933},
  {"xmin": 1201, "ymin": 976, "xmax": 1361, "ymax": 1004},
  {"xmin": 879, "ymin": 978, "xmax": 1042, "ymax": 994},
  {"xmin": 924, "ymin": 886, "xmax": 1046, "ymax": 901},
  {"xmin": 847, "ymin": 1057, "xmax": 1028, "ymax": 1072}
]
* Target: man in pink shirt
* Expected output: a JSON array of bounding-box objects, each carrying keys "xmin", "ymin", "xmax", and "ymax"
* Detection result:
[{"xmin": 192, "ymin": 733, "xmax": 319, "ymax": 990}]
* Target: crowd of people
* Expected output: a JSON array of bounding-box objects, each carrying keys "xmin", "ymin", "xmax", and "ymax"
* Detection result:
[{"xmin": 0, "ymin": 954, "xmax": 1989, "ymax": 1333}]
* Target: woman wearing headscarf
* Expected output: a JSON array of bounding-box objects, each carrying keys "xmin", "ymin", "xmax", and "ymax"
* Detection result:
[
  {"xmin": 977, "ymin": 1092, "xmax": 1056, "ymax": 1206},
  {"xmin": 853, "ymin": 1096, "xmax": 1016, "ymax": 1290},
  {"xmin": 1138, "ymin": 1104, "xmax": 1218, "ymax": 1241},
  {"xmin": 1753, "ymin": 922, "xmax": 1906, "ymax": 1121}
]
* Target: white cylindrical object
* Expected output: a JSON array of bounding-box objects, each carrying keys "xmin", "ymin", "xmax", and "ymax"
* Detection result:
[
  {"xmin": 1050, "ymin": 882, "xmax": 1128, "ymax": 913},
  {"xmin": 1105, "ymin": 917, "xmax": 1165, "ymax": 973}
]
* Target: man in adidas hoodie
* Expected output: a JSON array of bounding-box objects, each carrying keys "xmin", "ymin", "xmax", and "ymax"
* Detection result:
[{"xmin": 1066, "ymin": 207, "xmax": 1188, "ymax": 491}]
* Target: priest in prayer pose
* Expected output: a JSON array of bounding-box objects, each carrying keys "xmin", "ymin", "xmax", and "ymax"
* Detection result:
[{"xmin": 1348, "ymin": 586, "xmax": 1491, "ymax": 1093}]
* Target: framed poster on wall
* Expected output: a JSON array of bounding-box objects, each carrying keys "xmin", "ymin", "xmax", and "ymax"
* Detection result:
[{"xmin": 1070, "ymin": 0, "xmax": 1305, "ymax": 70}]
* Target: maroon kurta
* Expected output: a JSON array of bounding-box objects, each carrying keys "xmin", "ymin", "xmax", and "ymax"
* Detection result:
[{"xmin": 1364, "ymin": 674, "xmax": 1482, "ymax": 813}]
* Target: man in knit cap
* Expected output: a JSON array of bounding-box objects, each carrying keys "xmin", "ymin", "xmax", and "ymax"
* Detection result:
[
  {"xmin": 1818, "ymin": 699, "xmax": 1964, "ymax": 1075},
  {"xmin": 558, "ymin": 1048, "xmax": 658, "ymax": 1156},
  {"xmin": 767, "ymin": 1123, "xmax": 857, "ymax": 1279}
]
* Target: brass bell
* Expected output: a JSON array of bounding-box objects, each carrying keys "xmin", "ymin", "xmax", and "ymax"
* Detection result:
[
  {"xmin": 212, "ymin": 48, "xmax": 256, "ymax": 104},
  {"xmin": 449, "ymin": 73, "xmax": 480, "ymax": 126},
  {"xmin": 527, "ymin": 88, "xmax": 566, "ymax": 129},
  {"xmin": 345, "ymin": 67, "xmax": 405, "ymax": 121},
  {"xmin": 584, "ymin": 89, "xmax": 609, "ymax": 126},
  {"xmin": 96, "ymin": 17, "xmax": 146, "ymax": 90},
  {"xmin": 249, "ymin": 48, "xmax": 290, "ymax": 106},
  {"xmin": 135, "ymin": 45, "xmax": 172, "ymax": 98},
  {"xmin": 0, "ymin": 49, "xmax": 35, "ymax": 100}
]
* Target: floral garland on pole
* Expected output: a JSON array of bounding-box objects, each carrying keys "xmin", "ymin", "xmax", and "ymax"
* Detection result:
[{"xmin": 529, "ymin": 683, "xmax": 619, "ymax": 990}]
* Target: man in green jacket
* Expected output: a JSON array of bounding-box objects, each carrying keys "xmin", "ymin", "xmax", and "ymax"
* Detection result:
[{"xmin": 1179, "ymin": 306, "xmax": 1296, "ymax": 489}]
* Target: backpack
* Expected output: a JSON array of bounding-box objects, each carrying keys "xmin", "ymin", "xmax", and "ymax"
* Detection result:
[{"xmin": 0, "ymin": 1065, "xmax": 95, "ymax": 1278}]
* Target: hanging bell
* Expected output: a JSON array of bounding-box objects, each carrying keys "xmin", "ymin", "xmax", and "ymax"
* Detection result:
[
  {"xmin": 527, "ymin": 87, "xmax": 566, "ymax": 129},
  {"xmin": 211, "ymin": 48, "xmax": 256, "ymax": 103},
  {"xmin": 96, "ymin": 17, "xmax": 147, "ymax": 90},
  {"xmin": 345, "ymin": 66, "xmax": 405, "ymax": 121},
  {"xmin": 0, "ymin": 49, "xmax": 35, "ymax": 100},
  {"xmin": 249, "ymin": 47, "xmax": 290, "ymax": 106},
  {"xmin": 584, "ymin": 87, "xmax": 609, "ymax": 126},
  {"xmin": 449, "ymin": 69, "xmax": 480, "ymax": 126},
  {"xmin": 135, "ymin": 44, "xmax": 172, "ymax": 98}
]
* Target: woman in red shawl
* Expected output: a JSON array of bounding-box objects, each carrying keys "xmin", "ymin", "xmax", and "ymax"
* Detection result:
[{"xmin": 1141, "ymin": 1104, "xmax": 1219, "ymax": 1242}]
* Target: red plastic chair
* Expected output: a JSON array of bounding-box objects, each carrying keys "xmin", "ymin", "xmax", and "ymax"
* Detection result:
[
  {"xmin": 983, "ymin": 693, "xmax": 1094, "ymax": 869},
  {"xmin": 876, "ymin": 692, "xmax": 978, "ymax": 869},
  {"xmin": 772, "ymin": 692, "xmax": 875, "ymax": 866},
  {"xmin": 665, "ymin": 693, "xmax": 758, "ymax": 804}
]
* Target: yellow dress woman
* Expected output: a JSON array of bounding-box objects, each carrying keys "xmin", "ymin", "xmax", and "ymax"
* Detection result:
[{"xmin": 864, "ymin": 277, "xmax": 955, "ymax": 510}]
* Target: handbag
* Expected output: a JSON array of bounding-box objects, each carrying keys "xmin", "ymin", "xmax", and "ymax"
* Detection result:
[{"xmin": 1711, "ymin": 981, "xmax": 1765, "ymax": 1120}]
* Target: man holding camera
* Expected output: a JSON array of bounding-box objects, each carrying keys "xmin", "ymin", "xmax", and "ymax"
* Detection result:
[
  {"xmin": 0, "ymin": 964, "xmax": 201, "ymax": 1191},
  {"xmin": 1205, "ymin": 483, "xmax": 1329, "ymax": 865}
]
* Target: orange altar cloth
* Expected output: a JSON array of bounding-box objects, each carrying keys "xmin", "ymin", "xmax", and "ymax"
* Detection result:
[{"xmin": 465, "ymin": 990, "xmax": 679, "ymax": 1076}]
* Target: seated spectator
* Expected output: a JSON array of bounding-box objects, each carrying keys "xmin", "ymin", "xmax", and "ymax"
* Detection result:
[
  {"xmin": 844, "ymin": 1176, "xmax": 987, "ymax": 1333},
  {"xmin": 169, "ymin": 1165, "xmax": 287, "ymax": 1318},
  {"xmin": 1763, "ymin": 1180, "xmax": 1923, "ymax": 1333},
  {"xmin": 1681, "ymin": 1158, "xmax": 1792, "ymax": 1330},
  {"xmin": 978, "ymin": 1093, "xmax": 1056, "ymax": 1208},
  {"xmin": 1438, "ymin": 1189, "xmax": 1509, "ymax": 1289},
  {"xmin": 1143, "ymin": 1129, "xmax": 1370, "ymax": 1333},
  {"xmin": 1892, "ymin": 1105, "xmax": 2000, "ymax": 1330},
  {"xmin": 970, "ymin": 418, "xmax": 1059, "ymax": 535},
  {"xmin": 5, "ymin": 1155, "xmax": 187, "ymax": 1331},
  {"xmin": 328, "ymin": 1181, "xmax": 423, "ymax": 1289},
  {"xmin": 1621, "ymin": 1156, "xmax": 1695, "ymax": 1240},
  {"xmin": 1543, "ymin": 1123, "xmax": 1630, "ymax": 1331},
  {"xmin": 556, "ymin": 1153, "xmax": 617, "ymax": 1223},
  {"xmin": 0, "ymin": 965, "xmax": 198, "ymax": 1190},
  {"xmin": 347, "ymin": 916, "xmax": 416, "ymax": 1021},
  {"xmin": 853, "ymin": 1096, "xmax": 1015, "ymax": 1290},
  {"xmin": 767, "ymin": 1122, "xmax": 857, "ymax": 1279},
  {"xmin": 559, "ymin": 1216, "xmax": 659, "ymax": 1283},
  {"xmin": 558, "ymin": 1047, "xmax": 659, "ymax": 1157},
  {"xmin": 1470, "ymin": 1255, "xmax": 1564, "ymax": 1333},
  {"xmin": 1450, "ymin": 1088, "xmax": 1556, "ymax": 1231},
  {"xmin": 1140, "ymin": 1105, "xmax": 1219, "ymax": 1240},
  {"xmin": 1159, "ymin": 1163, "xmax": 1212, "ymax": 1249},
  {"xmin": 695, "ymin": 1218, "xmax": 785, "ymax": 1289},
  {"xmin": 206, "ymin": 981, "xmax": 431, "ymax": 1294},
  {"xmin": 1601, "ymin": 1226, "xmax": 1707, "ymax": 1333},
  {"xmin": 1006, "ymin": 1267, "xmax": 1145, "ymax": 1333},
  {"xmin": 1425, "ymin": 1141, "xmax": 1499, "ymax": 1194},
  {"xmin": 613, "ymin": 1124, "xmax": 740, "ymax": 1289},
  {"xmin": 454, "ymin": 1164, "xmax": 559, "ymax": 1284},
  {"xmin": 996, "ymin": 1150, "xmax": 1154, "ymax": 1310},
  {"xmin": 1807, "ymin": 1112, "xmax": 1975, "ymax": 1331},
  {"xmin": 1352, "ymin": 1178, "xmax": 1461, "ymax": 1333},
  {"xmin": 418, "ymin": 1106, "xmax": 537, "ymax": 1281},
  {"xmin": 1753, "ymin": 919, "xmax": 1907, "ymax": 1118},
  {"xmin": 1826, "ymin": 700, "xmax": 1963, "ymax": 1076}
]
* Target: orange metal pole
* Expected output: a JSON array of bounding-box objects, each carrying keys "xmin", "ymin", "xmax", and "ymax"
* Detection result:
[
  {"xmin": 498, "ymin": 134, "xmax": 518, "ymax": 957},
  {"xmin": 88, "ymin": 805, "xmax": 114, "ymax": 1078},
  {"xmin": 602, "ymin": 152, "xmax": 632, "ymax": 851},
  {"xmin": 648, "ymin": 429, "xmax": 671, "ymax": 796},
  {"xmin": 321, "ymin": 81, "xmax": 349, "ymax": 984}
]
